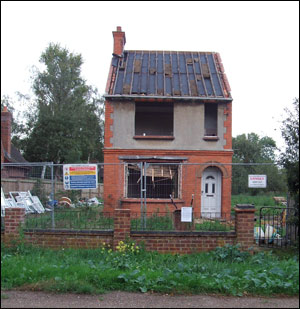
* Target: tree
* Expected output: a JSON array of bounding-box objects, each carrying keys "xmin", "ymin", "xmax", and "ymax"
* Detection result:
[
  {"xmin": 21, "ymin": 43, "xmax": 104, "ymax": 163},
  {"xmin": 232, "ymin": 133, "xmax": 287, "ymax": 195},
  {"xmin": 280, "ymin": 98, "xmax": 299, "ymax": 213}
]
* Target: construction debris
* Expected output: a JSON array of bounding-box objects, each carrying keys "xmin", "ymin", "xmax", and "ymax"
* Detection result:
[{"xmin": 1, "ymin": 187, "xmax": 51, "ymax": 215}]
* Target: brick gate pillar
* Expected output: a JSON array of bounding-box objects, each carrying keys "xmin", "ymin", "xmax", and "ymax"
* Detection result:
[
  {"xmin": 113, "ymin": 208, "xmax": 131, "ymax": 250},
  {"xmin": 235, "ymin": 204, "xmax": 255, "ymax": 250},
  {"xmin": 4, "ymin": 208, "xmax": 26, "ymax": 245}
]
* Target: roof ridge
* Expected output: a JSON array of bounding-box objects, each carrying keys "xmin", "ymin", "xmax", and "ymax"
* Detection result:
[{"xmin": 124, "ymin": 50, "xmax": 217, "ymax": 54}]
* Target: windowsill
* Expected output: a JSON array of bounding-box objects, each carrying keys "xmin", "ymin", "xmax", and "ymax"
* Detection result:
[
  {"xmin": 203, "ymin": 136, "xmax": 219, "ymax": 141},
  {"xmin": 133, "ymin": 135, "xmax": 174, "ymax": 140}
]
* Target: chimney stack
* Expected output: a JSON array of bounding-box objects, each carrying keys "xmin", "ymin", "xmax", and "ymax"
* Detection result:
[
  {"xmin": 112, "ymin": 26, "xmax": 126, "ymax": 56},
  {"xmin": 1, "ymin": 106, "xmax": 12, "ymax": 158}
]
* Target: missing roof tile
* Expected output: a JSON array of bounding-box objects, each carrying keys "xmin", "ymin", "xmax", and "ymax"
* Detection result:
[
  {"xmin": 189, "ymin": 80, "xmax": 198, "ymax": 96},
  {"xmin": 134, "ymin": 60, "xmax": 141, "ymax": 73},
  {"xmin": 196, "ymin": 74, "xmax": 202, "ymax": 81},
  {"xmin": 186, "ymin": 58, "xmax": 193, "ymax": 64},
  {"xmin": 123, "ymin": 84, "xmax": 131, "ymax": 94},
  {"xmin": 157, "ymin": 88, "xmax": 164, "ymax": 95},
  {"xmin": 201, "ymin": 63, "xmax": 210, "ymax": 78},
  {"xmin": 164, "ymin": 64, "xmax": 172, "ymax": 77},
  {"xmin": 149, "ymin": 68, "xmax": 156, "ymax": 74}
]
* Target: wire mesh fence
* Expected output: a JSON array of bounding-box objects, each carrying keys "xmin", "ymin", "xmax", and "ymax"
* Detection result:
[
  {"xmin": 131, "ymin": 211, "xmax": 234, "ymax": 232},
  {"xmin": 1, "ymin": 162, "xmax": 297, "ymax": 242},
  {"xmin": 24, "ymin": 209, "xmax": 114, "ymax": 230}
]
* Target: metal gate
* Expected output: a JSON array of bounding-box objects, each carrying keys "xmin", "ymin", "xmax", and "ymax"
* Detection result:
[{"xmin": 257, "ymin": 207, "xmax": 299, "ymax": 248}]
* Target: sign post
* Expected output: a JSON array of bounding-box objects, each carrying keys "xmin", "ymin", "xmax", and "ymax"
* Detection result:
[{"xmin": 63, "ymin": 164, "xmax": 98, "ymax": 190}]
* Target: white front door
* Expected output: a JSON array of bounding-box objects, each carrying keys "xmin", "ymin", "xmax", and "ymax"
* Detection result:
[{"xmin": 201, "ymin": 167, "xmax": 221, "ymax": 218}]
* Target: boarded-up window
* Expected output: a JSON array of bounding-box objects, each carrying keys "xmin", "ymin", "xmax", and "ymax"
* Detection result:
[{"xmin": 126, "ymin": 163, "xmax": 180, "ymax": 198}]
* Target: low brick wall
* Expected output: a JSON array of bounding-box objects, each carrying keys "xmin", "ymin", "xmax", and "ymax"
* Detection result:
[
  {"xmin": 1, "ymin": 205, "xmax": 255, "ymax": 253},
  {"xmin": 131, "ymin": 231, "xmax": 236, "ymax": 254},
  {"xmin": 23, "ymin": 230, "xmax": 113, "ymax": 249}
]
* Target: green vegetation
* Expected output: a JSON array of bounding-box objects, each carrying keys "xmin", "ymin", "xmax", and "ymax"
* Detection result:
[
  {"xmin": 4, "ymin": 43, "xmax": 105, "ymax": 164},
  {"xmin": 25, "ymin": 208, "xmax": 114, "ymax": 230},
  {"xmin": 231, "ymin": 194, "xmax": 277, "ymax": 208},
  {"xmin": 279, "ymin": 98, "xmax": 299, "ymax": 225},
  {"xmin": 1, "ymin": 243, "xmax": 298, "ymax": 296},
  {"xmin": 232, "ymin": 133, "xmax": 287, "ymax": 196}
]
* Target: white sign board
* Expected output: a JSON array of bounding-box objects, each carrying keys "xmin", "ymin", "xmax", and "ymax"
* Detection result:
[
  {"xmin": 181, "ymin": 207, "xmax": 193, "ymax": 222},
  {"xmin": 248, "ymin": 175, "xmax": 267, "ymax": 188},
  {"xmin": 63, "ymin": 164, "xmax": 98, "ymax": 190}
]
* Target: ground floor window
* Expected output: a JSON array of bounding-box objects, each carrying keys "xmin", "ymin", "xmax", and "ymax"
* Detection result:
[{"xmin": 126, "ymin": 163, "xmax": 180, "ymax": 199}]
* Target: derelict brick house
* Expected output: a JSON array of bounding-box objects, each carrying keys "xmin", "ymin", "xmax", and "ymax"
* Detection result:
[
  {"xmin": 103, "ymin": 27, "xmax": 233, "ymax": 215},
  {"xmin": 1, "ymin": 107, "xmax": 28, "ymax": 178}
]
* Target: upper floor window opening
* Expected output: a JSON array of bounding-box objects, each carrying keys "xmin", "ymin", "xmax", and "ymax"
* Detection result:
[
  {"xmin": 135, "ymin": 102, "xmax": 173, "ymax": 137},
  {"xmin": 204, "ymin": 103, "xmax": 218, "ymax": 137}
]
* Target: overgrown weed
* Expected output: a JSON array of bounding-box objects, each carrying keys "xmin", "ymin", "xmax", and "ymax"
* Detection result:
[{"xmin": 1, "ymin": 243, "xmax": 299, "ymax": 296}]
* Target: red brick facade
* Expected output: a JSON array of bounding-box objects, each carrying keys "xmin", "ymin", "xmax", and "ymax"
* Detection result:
[
  {"xmin": 103, "ymin": 27, "xmax": 233, "ymax": 217},
  {"xmin": 103, "ymin": 149, "xmax": 233, "ymax": 214}
]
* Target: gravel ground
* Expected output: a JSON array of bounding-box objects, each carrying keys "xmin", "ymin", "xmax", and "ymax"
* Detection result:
[{"xmin": 1, "ymin": 290, "xmax": 299, "ymax": 308}]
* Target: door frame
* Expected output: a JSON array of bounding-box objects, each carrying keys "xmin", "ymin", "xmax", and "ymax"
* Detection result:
[{"xmin": 201, "ymin": 167, "xmax": 222, "ymax": 217}]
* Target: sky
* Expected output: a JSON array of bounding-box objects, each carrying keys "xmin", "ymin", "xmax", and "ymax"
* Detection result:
[{"xmin": 1, "ymin": 1, "xmax": 299, "ymax": 149}]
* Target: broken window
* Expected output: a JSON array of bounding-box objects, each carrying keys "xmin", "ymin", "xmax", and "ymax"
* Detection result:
[
  {"xmin": 135, "ymin": 102, "xmax": 173, "ymax": 136},
  {"xmin": 126, "ymin": 163, "xmax": 180, "ymax": 198},
  {"xmin": 204, "ymin": 103, "xmax": 218, "ymax": 136}
]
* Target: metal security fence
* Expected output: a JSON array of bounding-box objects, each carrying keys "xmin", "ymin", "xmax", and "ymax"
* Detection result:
[
  {"xmin": 131, "ymin": 211, "xmax": 235, "ymax": 232},
  {"xmin": 24, "ymin": 209, "xmax": 114, "ymax": 230},
  {"xmin": 257, "ymin": 207, "xmax": 299, "ymax": 248},
  {"xmin": 1, "ymin": 162, "xmax": 296, "ymax": 238}
]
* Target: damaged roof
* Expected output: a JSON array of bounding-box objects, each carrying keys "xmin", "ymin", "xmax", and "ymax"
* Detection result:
[{"xmin": 106, "ymin": 50, "xmax": 232, "ymax": 100}]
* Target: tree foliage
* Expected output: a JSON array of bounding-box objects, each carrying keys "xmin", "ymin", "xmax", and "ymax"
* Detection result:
[
  {"xmin": 21, "ymin": 43, "xmax": 104, "ymax": 163},
  {"xmin": 232, "ymin": 133, "xmax": 286, "ymax": 195},
  {"xmin": 279, "ymin": 98, "xmax": 299, "ymax": 212}
]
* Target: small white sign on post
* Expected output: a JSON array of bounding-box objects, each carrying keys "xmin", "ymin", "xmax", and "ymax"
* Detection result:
[
  {"xmin": 248, "ymin": 175, "xmax": 267, "ymax": 188},
  {"xmin": 181, "ymin": 207, "xmax": 193, "ymax": 222}
]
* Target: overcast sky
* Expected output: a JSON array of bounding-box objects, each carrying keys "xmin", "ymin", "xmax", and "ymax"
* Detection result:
[{"xmin": 1, "ymin": 1, "xmax": 299, "ymax": 149}]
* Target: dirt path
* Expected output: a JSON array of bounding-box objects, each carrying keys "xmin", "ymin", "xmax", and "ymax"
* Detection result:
[{"xmin": 1, "ymin": 290, "xmax": 299, "ymax": 308}]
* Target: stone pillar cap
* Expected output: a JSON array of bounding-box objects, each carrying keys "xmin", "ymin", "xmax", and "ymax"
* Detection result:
[{"xmin": 235, "ymin": 204, "xmax": 255, "ymax": 209}]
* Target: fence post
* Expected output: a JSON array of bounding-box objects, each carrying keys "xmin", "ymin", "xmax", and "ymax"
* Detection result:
[
  {"xmin": 113, "ymin": 208, "xmax": 131, "ymax": 250},
  {"xmin": 4, "ymin": 208, "xmax": 26, "ymax": 245},
  {"xmin": 50, "ymin": 162, "xmax": 55, "ymax": 229},
  {"xmin": 235, "ymin": 204, "xmax": 256, "ymax": 250}
]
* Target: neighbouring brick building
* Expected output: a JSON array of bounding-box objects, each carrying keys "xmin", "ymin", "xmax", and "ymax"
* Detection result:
[
  {"xmin": 103, "ymin": 27, "xmax": 233, "ymax": 216},
  {"xmin": 1, "ymin": 106, "xmax": 28, "ymax": 178}
]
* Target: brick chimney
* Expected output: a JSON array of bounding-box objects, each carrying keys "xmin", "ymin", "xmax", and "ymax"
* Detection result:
[
  {"xmin": 1, "ymin": 106, "xmax": 12, "ymax": 158},
  {"xmin": 112, "ymin": 26, "xmax": 126, "ymax": 56}
]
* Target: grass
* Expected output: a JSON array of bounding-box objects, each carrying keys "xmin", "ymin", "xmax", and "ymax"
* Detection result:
[
  {"xmin": 1, "ymin": 242, "xmax": 299, "ymax": 296},
  {"xmin": 25, "ymin": 207, "xmax": 114, "ymax": 230},
  {"xmin": 231, "ymin": 194, "xmax": 288, "ymax": 216}
]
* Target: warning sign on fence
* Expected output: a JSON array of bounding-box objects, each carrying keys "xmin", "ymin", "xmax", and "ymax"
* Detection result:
[
  {"xmin": 63, "ymin": 164, "xmax": 98, "ymax": 190},
  {"xmin": 248, "ymin": 175, "xmax": 267, "ymax": 188}
]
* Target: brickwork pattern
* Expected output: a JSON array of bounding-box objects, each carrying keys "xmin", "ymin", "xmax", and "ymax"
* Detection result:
[
  {"xmin": 2, "ymin": 206, "xmax": 255, "ymax": 253},
  {"xmin": 103, "ymin": 150, "xmax": 233, "ymax": 214}
]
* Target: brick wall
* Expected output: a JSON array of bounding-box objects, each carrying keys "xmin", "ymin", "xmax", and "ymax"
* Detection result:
[
  {"xmin": 1, "ymin": 107, "xmax": 12, "ymax": 159},
  {"xmin": 2, "ymin": 205, "xmax": 255, "ymax": 253},
  {"xmin": 22, "ymin": 231, "xmax": 113, "ymax": 249}
]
